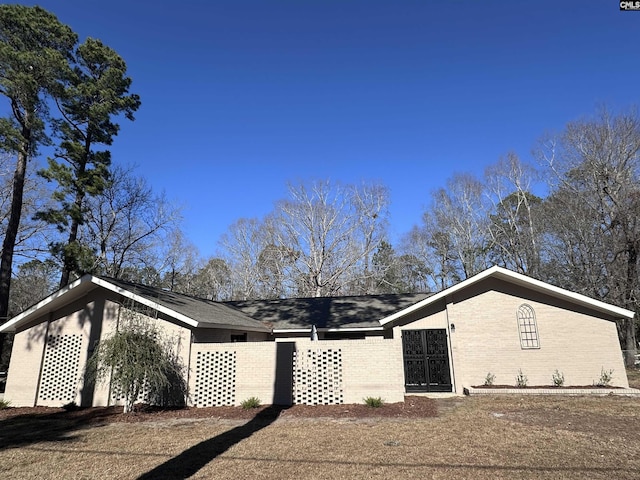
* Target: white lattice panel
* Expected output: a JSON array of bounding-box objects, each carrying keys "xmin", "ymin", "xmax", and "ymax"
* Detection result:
[
  {"xmin": 38, "ymin": 334, "xmax": 82, "ymax": 403},
  {"xmin": 194, "ymin": 351, "xmax": 236, "ymax": 407},
  {"xmin": 293, "ymin": 348, "xmax": 343, "ymax": 405}
]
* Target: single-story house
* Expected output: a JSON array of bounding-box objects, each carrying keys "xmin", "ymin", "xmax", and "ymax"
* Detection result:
[{"xmin": 0, "ymin": 266, "xmax": 634, "ymax": 407}]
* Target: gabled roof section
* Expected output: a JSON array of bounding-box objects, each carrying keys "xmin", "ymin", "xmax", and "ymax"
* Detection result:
[
  {"xmin": 0, "ymin": 275, "xmax": 270, "ymax": 333},
  {"xmin": 379, "ymin": 266, "xmax": 635, "ymax": 326},
  {"xmin": 227, "ymin": 293, "xmax": 430, "ymax": 331}
]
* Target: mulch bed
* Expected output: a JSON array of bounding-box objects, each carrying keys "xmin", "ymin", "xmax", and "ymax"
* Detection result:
[
  {"xmin": 471, "ymin": 384, "xmax": 623, "ymax": 389},
  {"xmin": 0, "ymin": 396, "xmax": 438, "ymax": 424}
]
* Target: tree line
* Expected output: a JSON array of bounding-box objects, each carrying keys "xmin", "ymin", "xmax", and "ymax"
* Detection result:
[
  {"xmin": 116, "ymin": 108, "xmax": 637, "ymax": 360},
  {"xmin": 0, "ymin": 6, "xmax": 637, "ymax": 365},
  {"xmin": 58, "ymin": 108, "xmax": 638, "ymax": 361}
]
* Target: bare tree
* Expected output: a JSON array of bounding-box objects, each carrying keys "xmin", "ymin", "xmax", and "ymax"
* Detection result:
[
  {"xmin": 8, "ymin": 259, "xmax": 58, "ymax": 312},
  {"xmin": 219, "ymin": 217, "xmax": 268, "ymax": 300},
  {"xmin": 81, "ymin": 165, "xmax": 182, "ymax": 279},
  {"xmin": 255, "ymin": 240, "xmax": 298, "ymax": 299},
  {"xmin": 347, "ymin": 182, "xmax": 390, "ymax": 294},
  {"xmin": 217, "ymin": 180, "xmax": 389, "ymax": 299},
  {"xmin": 405, "ymin": 173, "xmax": 490, "ymax": 290},
  {"xmin": 0, "ymin": 154, "xmax": 55, "ymax": 266},
  {"xmin": 272, "ymin": 180, "xmax": 389, "ymax": 297},
  {"xmin": 538, "ymin": 108, "xmax": 640, "ymax": 362},
  {"xmin": 484, "ymin": 153, "xmax": 543, "ymax": 276},
  {"xmin": 369, "ymin": 241, "xmax": 431, "ymax": 294},
  {"xmin": 158, "ymin": 230, "xmax": 201, "ymax": 293},
  {"xmin": 400, "ymin": 222, "xmax": 456, "ymax": 292},
  {"xmin": 189, "ymin": 257, "xmax": 233, "ymax": 301}
]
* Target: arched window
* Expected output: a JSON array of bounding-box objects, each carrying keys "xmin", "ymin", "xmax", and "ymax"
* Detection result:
[{"xmin": 517, "ymin": 304, "xmax": 539, "ymax": 349}]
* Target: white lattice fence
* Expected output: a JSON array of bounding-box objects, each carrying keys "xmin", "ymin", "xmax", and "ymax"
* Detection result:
[
  {"xmin": 38, "ymin": 334, "xmax": 83, "ymax": 403},
  {"xmin": 293, "ymin": 347, "xmax": 343, "ymax": 405},
  {"xmin": 193, "ymin": 350, "xmax": 237, "ymax": 407}
]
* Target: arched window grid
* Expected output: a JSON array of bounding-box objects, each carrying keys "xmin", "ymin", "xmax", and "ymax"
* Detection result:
[{"xmin": 517, "ymin": 303, "xmax": 540, "ymax": 349}]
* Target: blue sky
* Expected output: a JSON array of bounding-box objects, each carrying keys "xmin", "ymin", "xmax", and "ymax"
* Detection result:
[{"xmin": 14, "ymin": 1, "xmax": 640, "ymax": 257}]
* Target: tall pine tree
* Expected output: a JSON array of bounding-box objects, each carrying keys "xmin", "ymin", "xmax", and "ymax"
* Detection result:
[
  {"xmin": 37, "ymin": 38, "xmax": 140, "ymax": 287},
  {"xmin": 0, "ymin": 6, "xmax": 76, "ymax": 368},
  {"xmin": 0, "ymin": 5, "xmax": 76, "ymax": 317}
]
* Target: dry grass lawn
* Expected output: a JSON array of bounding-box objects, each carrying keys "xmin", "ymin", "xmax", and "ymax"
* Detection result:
[{"xmin": 2, "ymin": 392, "xmax": 640, "ymax": 480}]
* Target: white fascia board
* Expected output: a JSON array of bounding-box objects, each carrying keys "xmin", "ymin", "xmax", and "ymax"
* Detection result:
[
  {"xmin": 492, "ymin": 268, "xmax": 635, "ymax": 319},
  {"xmin": 0, "ymin": 275, "xmax": 92, "ymax": 333},
  {"xmin": 91, "ymin": 277, "xmax": 200, "ymax": 328},
  {"xmin": 379, "ymin": 266, "xmax": 634, "ymax": 326},
  {"xmin": 0, "ymin": 275, "xmax": 270, "ymax": 334}
]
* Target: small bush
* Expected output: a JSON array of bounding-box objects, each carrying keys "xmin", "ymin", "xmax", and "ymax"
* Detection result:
[
  {"xmin": 552, "ymin": 369, "xmax": 565, "ymax": 387},
  {"xmin": 0, "ymin": 399, "xmax": 10, "ymax": 409},
  {"xmin": 594, "ymin": 368, "xmax": 614, "ymax": 387},
  {"xmin": 241, "ymin": 397, "xmax": 261, "ymax": 409},
  {"xmin": 364, "ymin": 396, "xmax": 384, "ymax": 408},
  {"xmin": 515, "ymin": 369, "xmax": 528, "ymax": 388},
  {"xmin": 484, "ymin": 372, "xmax": 496, "ymax": 386}
]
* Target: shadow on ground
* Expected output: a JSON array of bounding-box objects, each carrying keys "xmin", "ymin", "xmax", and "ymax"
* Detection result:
[
  {"xmin": 0, "ymin": 407, "xmax": 118, "ymax": 450},
  {"xmin": 137, "ymin": 404, "xmax": 289, "ymax": 480}
]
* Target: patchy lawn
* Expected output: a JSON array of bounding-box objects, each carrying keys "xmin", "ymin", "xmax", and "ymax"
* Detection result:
[{"xmin": 1, "ymin": 395, "xmax": 639, "ymax": 479}]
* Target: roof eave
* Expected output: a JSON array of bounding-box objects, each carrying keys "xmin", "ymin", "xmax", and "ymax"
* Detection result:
[
  {"xmin": 195, "ymin": 322, "xmax": 271, "ymax": 333},
  {"xmin": 272, "ymin": 326, "xmax": 384, "ymax": 333},
  {"xmin": 0, "ymin": 275, "xmax": 95, "ymax": 333},
  {"xmin": 90, "ymin": 277, "xmax": 200, "ymax": 329},
  {"xmin": 0, "ymin": 275, "xmax": 268, "ymax": 334},
  {"xmin": 379, "ymin": 266, "xmax": 635, "ymax": 326}
]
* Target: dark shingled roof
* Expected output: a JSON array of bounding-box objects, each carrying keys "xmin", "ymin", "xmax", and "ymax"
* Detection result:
[
  {"xmin": 99, "ymin": 276, "xmax": 269, "ymax": 331},
  {"xmin": 226, "ymin": 293, "xmax": 431, "ymax": 329}
]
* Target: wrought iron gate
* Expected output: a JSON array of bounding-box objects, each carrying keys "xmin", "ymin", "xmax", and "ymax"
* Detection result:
[{"xmin": 402, "ymin": 329, "xmax": 452, "ymax": 392}]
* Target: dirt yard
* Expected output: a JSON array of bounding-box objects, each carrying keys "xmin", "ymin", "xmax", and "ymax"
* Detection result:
[{"xmin": 1, "ymin": 391, "xmax": 639, "ymax": 480}]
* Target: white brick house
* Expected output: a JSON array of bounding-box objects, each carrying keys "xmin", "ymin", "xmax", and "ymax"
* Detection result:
[{"xmin": 0, "ymin": 266, "xmax": 633, "ymax": 407}]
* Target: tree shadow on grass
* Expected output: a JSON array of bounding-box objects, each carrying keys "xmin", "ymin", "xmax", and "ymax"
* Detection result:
[
  {"xmin": 0, "ymin": 407, "xmax": 119, "ymax": 450},
  {"xmin": 137, "ymin": 404, "xmax": 289, "ymax": 480}
]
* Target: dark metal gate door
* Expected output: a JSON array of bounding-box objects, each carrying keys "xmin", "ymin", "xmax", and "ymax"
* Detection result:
[{"xmin": 402, "ymin": 329, "xmax": 452, "ymax": 392}]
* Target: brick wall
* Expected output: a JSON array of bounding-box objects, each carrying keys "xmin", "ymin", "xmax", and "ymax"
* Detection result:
[
  {"xmin": 4, "ymin": 322, "xmax": 49, "ymax": 407},
  {"xmin": 4, "ymin": 293, "xmax": 193, "ymax": 407},
  {"xmin": 188, "ymin": 338, "xmax": 405, "ymax": 407},
  {"xmin": 449, "ymin": 282, "xmax": 628, "ymax": 389},
  {"xmin": 391, "ymin": 278, "xmax": 629, "ymax": 391}
]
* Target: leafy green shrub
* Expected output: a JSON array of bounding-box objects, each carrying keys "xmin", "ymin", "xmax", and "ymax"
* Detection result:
[
  {"xmin": 364, "ymin": 396, "xmax": 384, "ymax": 408},
  {"xmin": 552, "ymin": 370, "xmax": 565, "ymax": 387},
  {"xmin": 0, "ymin": 399, "xmax": 10, "ymax": 409},
  {"xmin": 86, "ymin": 310, "xmax": 187, "ymax": 413},
  {"xmin": 594, "ymin": 368, "xmax": 614, "ymax": 387},
  {"xmin": 241, "ymin": 397, "xmax": 261, "ymax": 409},
  {"xmin": 484, "ymin": 372, "xmax": 496, "ymax": 386},
  {"xmin": 515, "ymin": 369, "xmax": 528, "ymax": 388}
]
